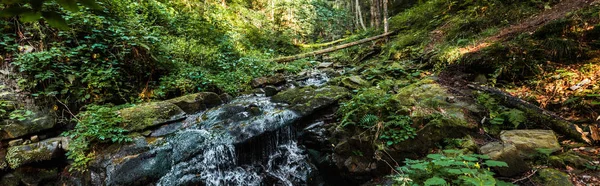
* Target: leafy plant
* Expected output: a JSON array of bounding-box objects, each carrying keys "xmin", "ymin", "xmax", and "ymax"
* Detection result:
[
  {"xmin": 394, "ymin": 149, "xmax": 513, "ymax": 186},
  {"xmin": 62, "ymin": 104, "xmax": 132, "ymax": 172},
  {"xmin": 477, "ymin": 93, "xmax": 526, "ymax": 129},
  {"xmin": 380, "ymin": 115, "xmax": 417, "ymax": 146}
]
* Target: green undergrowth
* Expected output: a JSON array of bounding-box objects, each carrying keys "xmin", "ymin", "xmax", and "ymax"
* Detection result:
[
  {"xmin": 393, "ymin": 149, "xmax": 512, "ymax": 186},
  {"xmin": 62, "ymin": 104, "xmax": 132, "ymax": 172},
  {"xmin": 383, "ymin": 0, "xmax": 561, "ymax": 71}
]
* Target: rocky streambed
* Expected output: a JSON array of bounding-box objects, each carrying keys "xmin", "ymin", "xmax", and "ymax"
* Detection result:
[{"xmin": 0, "ymin": 63, "xmax": 595, "ymax": 186}]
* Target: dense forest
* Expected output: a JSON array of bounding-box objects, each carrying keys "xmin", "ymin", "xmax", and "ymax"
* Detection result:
[{"xmin": 0, "ymin": 0, "xmax": 599, "ymax": 185}]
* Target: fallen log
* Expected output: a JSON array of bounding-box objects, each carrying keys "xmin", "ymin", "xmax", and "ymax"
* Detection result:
[
  {"xmin": 468, "ymin": 84, "xmax": 591, "ymax": 144},
  {"xmin": 295, "ymin": 37, "xmax": 349, "ymax": 48},
  {"xmin": 273, "ymin": 31, "xmax": 396, "ymax": 63}
]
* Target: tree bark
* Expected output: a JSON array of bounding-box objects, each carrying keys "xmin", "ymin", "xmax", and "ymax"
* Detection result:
[
  {"xmin": 356, "ymin": 0, "xmax": 367, "ymax": 31},
  {"xmin": 468, "ymin": 84, "xmax": 591, "ymax": 143},
  {"xmin": 383, "ymin": 0, "xmax": 388, "ymax": 33},
  {"xmin": 273, "ymin": 31, "xmax": 395, "ymax": 63}
]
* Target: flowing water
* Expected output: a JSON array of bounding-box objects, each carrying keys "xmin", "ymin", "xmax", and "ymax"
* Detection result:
[{"xmin": 153, "ymin": 72, "xmax": 330, "ymax": 186}]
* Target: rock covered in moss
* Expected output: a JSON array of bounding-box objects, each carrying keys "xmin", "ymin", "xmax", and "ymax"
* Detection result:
[
  {"xmin": 549, "ymin": 151, "xmax": 592, "ymax": 169},
  {"xmin": 500, "ymin": 130, "xmax": 561, "ymax": 158},
  {"xmin": 5, "ymin": 137, "xmax": 69, "ymax": 169},
  {"xmin": 272, "ymin": 86, "xmax": 350, "ymax": 115},
  {"xmin": 13, "ymin": 167, "xmax": 59, "ymax": 185},
  {"xmin": 118, "ymin": 101, "xmax": 185, "ymax": 131},
  {"xmin": 0, "ymin": 115, "xmax": 55, "ymax": 141},
  {"xmin": 479, "ymin": 142, "xmax": 530, "ymax": 176},
  {"xmin": 166, "ymin": 92, "xmax": 223, "ymax": 113},
  {"xmin": 533, "ymin": 168, "xmax": 573, "ymax": 186},
  {"xmin": 341, "ymin": 76, "xmax": 370, "ymax": 89},
  {"xmin": 0, "ymin": 173, "xmax": 19, "ymax": 186}
]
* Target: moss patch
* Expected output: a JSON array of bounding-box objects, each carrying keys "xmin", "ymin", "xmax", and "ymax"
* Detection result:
[{"xmin": 118, "ymin": 101, "xmax": 186, "ymax": 131}]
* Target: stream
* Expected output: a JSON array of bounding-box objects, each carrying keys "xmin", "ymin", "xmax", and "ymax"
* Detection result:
[{"xmin": 136, "ymin": 70, "xmax": 332, "ymax": 186}]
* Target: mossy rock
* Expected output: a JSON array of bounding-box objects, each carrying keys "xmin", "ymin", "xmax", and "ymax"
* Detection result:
[
  {"xmin": 341, "ymin": 76, "xmax": 370, "ymax": 89},
  {"xmin": 118, "ymin": 101, "xmax": 186, "ymax": 131},
  {"xmin": 500, "ymin": 130, "xmax": 561, "ymax": 158},
  {"xmin": 166, "ymin": 92, "xmax": 223, "ymax": 113},
  {"xmin": 14, "ymin": 167, "xmax": 59, "ymax": 185},
  {"xmin": 272, "ymin": 86, "xmax": 350, "ymax": 115},
  {"xmin": 0, "ymin": 149, "xmax": 7, "ymax": 170},
  {"xmin": 479, "ymin": 142, "xmax": 530, "ymax": 177},
  {"xmin": 0, "ymin": 115, "xmax": 55, "ymax": 141},
  {"xmin": 0, "ymin": 173, "xmax": 19, "ymax": 186},
  {"xmin": 533, "ymin": 168, "xmax": 574, "ymax": 186},
  {"xmin": 5, "ymin": 137, "xmax": 68, "ymax": 169},
  {"xmin": 549, "ymin": 151, "xmax": 592, "ymax": 169}
]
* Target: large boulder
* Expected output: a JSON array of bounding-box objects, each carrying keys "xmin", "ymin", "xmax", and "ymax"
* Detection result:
[
  {"xmin": 272, "ymin": 86, "xmax": 350, "ymax": 115},
  {"xmin": 479, "ymin": 142, "xmax": 530, "ymax": 176},
  {"xmin": 0, "ymin": 115, "xmax": 55, "ymax": 140},
  {"xmin": 166, "ymin": 92, "xmax": 223, "ymax": 113},
  {"xmin": 118, "ymin": 101, "xmax": 186, "ymax": 131},
  {"xmin": 533, "ymin": 168, "xmax": 573, "ymax": 186},
  {"xmin": 5, "ymin": 137, "xmax": 69, "ymax": 169},
  {"xmin": 500, "ymin": 130, "xmax": 561, "ymax": 158},
  {"xmin": 90, "ymin": 136, "xmax": 171, "ymax": 186},
  {"xmin": 13, "ymin": 167, "xmax": 59, "ymax": 186}
]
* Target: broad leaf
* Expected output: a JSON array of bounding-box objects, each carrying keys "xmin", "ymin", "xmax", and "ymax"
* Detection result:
[
  {"xmin": 485, "ymin": 160, "xmax": 508, "ymax": 167},
  {"xmin": 19, "ymin": 11, "xmax": 41, "ymax": 22},
  {"xmin": 42, "ymin": 12, "xmax": 68, "ymax": 30},
  {"xmin": 424, "ymin": 176, "xmax": 447, "ymax": 186},
  {"xmin": 57, "ymin": 0, "xmax": 80, "ymax": 12}
]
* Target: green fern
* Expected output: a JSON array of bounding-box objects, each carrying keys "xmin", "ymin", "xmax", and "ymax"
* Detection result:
[{"xmin": 360, "ymin": 114, "xmax": 380, "ymax": 126}]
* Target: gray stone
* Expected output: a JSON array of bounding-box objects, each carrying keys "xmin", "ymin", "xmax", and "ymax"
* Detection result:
[
  {"xmin": 272, "ymin": 86, "xmax": 350, "ymax": 115},
  {"xmin": 1, "ymin": 115, "xmax": 56, "ymax": 141},
  {"xmin": 341, "ymin": 76, "xmax": 370, "ymax": 89},
  {"xmin": 251, "ymin": 73, "xmax": 286, "ymax": 88},
  {"xmin": 5, "ymin": 137, "xmax": 69, "ymax": 169},
  {"xmin": 500, "ymin": 130, "xmax": 561, "ymax": 158},
  {"xmin": 480, "ymin": 142, "xmax": 530, "ymax": 176},
  {"xmin": 263, "ymin": 85, "xmax": 279, "ymax": 97}
]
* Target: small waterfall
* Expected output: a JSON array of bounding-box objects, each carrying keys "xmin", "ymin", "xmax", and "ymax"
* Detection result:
[{"xmin": 155, "ymin": 94, "xmax": 315, "ymax": 186}]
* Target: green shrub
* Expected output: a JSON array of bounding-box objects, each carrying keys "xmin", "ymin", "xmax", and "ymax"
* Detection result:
[
  {"xmin": 393, "ymin": 150, "xmax": 513, "ymax": 186},
  {"xmin": 62, "ymin": 104, "xmax": 132, "ymax": 172}
]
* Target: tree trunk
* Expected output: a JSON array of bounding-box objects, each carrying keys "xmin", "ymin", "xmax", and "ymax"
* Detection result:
[
  {"xmin": 273, "ymin": 31, "xmax": 395, "ymax": 62},
  {"xmin": 356, "ymin": 0, "xmax": 367, "ymax": 31},
  {"xmin": 383, "ymin": 0, "xmax": 388, "ymax": 33}
]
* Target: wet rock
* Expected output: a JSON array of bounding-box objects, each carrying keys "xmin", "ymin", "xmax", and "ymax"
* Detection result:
[
  {"xmin": 0, "ymin": 173, "xmax": 19, "ymax": 186},
  {"xmin": 5, "ymin": 137, "xmax": 69, "ymax": 169},
  {"xmin": 166, "ymin": 92, "xmax": 223, "ymax": 113},
  {"xmin": 92, "ymin": 136, "xmax": 171, "ymax": 186},
  {"xmin": 251, "ymin": 73, "xmax": 286, "ymax": 88},
  {"xmin": 479, "ymin": 142, "xmax": 530, "ymax": 176},
  {"xmin": 0, "ymin": 115, "xmax": 55, "ymax": 140},
  {"xmin": 500, "ymin": 130, "xmax": 561, "ymax": 158},
  {"xmin": 263, "ymin": 85, "xmax": 279, "ymax": 97},
  {"xmin": 219, "ymin": 93, "xmax": 233, "ymax": 103},
  {"xmin": 533, "ymin": 168, "xmax": 573, "ymax": 186},
  {"xmin": 318, "ymin": 62, "xmax": 333, "ymax": 68},
  {"xmin": 14, "ymin": 167, "xmax": 58, "ymax": 186},
  {"xmin": 341, "ymin": 76, "xmax": 370, "ymax": 89},
  {"xmin": 118, "ymin": 101, "xmax": 186, "ymax": 131},
  {"xmin": 272, "ymin": 86, "xmax": 350, "ymax": 115}
]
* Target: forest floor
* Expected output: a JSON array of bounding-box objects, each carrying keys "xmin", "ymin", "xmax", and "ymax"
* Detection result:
[{"xmin": 435, "ymin": 1, "xmax": 600, "ymax": 185}]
